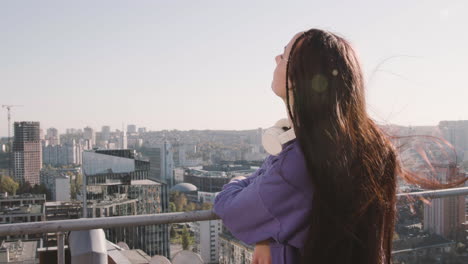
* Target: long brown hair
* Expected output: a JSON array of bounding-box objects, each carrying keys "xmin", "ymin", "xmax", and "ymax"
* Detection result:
[
  {"xmin": 284, "ymin": 28, "xmax": 468, "ymax": 263},
  {"xmin": 285, "ymin": 29, "xmax": 402, "ymax": 263}
]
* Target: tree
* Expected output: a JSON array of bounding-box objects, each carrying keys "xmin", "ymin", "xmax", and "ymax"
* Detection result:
[
  {"xmin": 34, "ymin": 184, "xmax": 52, "ymax": 200},
  {"xmin": 17, "ymin": 181, "xmax": 33, "ymax": 194},
  {"xmin": 200, "ymin": 202, "xmax": 212, "ymax": 210},
  {"xmin": 181, "ymin": 226, "xmax": 190, "ymax": 250},
  {"xmin": 169, "ymin": 202, "xmax": 176, "ymax": 212},
  {"xmin": 170, "ymin": 224, "xmax": 176, "ymax": 238},
  {"xmin": 0, "ymin": 176, "xmax": 19, "ymax": 195},
  {"xmin": 174, "ymin": 193, "xmax": 188, "ymax": 212},
  {"xmin": 70, "ymin": 173, "xmax": 82, "ymax": 200},
  {"xmin": 17, "ymin": 182, "xmax": 51, "ymax": 200},
  {"xmin": 184, "ymin": 202, "xmax": 196, "ymax": 212}
]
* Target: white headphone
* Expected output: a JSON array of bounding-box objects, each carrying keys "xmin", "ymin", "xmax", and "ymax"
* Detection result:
[{"xmin": 262, "ymin": 118, "xmax": 296, "ymax": 156}]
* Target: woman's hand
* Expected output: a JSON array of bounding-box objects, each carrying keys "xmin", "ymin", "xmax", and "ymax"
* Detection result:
[{"xmin": 252, "ymin": 239, "xmax": 272, "ymax": 264}]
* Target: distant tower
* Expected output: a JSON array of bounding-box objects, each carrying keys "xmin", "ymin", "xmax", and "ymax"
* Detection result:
[
  {"xmin": 13, "ymin": 121, "xmax": 42, "ymax": 185},
  {"xmin": 423, "ymin": 163, "xmax": 466, "ymax": 240},
  {"xmin": 127, "ymin": 124, "xmax": 137, "ymax": 134},
  {"xmin": 439, "ymin": 120, "xmax": 468, "ymax": 163},
  {"xmin": 119, "ymin": 124, "xmax": 127, "ymax": 149},
  {"xmin": 45, "ymin": 127, "xmax": 60, "ymax": 146},
  {"xmin": 83, "ymin": 127, "xmax": 95, "ymax": 149},
  {"xmin": 143, "ymin": 141, "xmax": 174, "ymax": 188},
  {"xmin": 101, "ymin": 126, "xmax": 111, "ymax": 141}
]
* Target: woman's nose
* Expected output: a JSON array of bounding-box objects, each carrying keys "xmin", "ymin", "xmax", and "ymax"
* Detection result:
[{"xmin": 275, "ymin": 55, "xmax": 280, "ymax": 64}]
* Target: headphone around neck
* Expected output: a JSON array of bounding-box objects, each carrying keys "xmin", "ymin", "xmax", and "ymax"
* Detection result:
[{"xmin": 262, "ymin": 118, "xmax": 296, "ymax": 156}]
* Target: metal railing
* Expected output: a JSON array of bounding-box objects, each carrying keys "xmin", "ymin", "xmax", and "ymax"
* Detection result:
[{"xmin": 0, "ymin": 186, "xmax": 467, "ymax": 263}]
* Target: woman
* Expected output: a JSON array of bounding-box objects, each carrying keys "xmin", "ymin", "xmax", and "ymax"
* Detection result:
[{"xmin": 213, "ymin": 29, "xmax": 401, "ymax": 264}]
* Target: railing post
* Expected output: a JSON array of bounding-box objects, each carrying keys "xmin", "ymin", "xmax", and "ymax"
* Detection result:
[{"xmin": 57, "ymin": 232, "xmax": 65, "ymax": 264}]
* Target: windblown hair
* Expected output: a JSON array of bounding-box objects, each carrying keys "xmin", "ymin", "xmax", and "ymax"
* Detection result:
[{"xmin": 285, "ymin": 29, "xmax": 400, "ymax": 263}]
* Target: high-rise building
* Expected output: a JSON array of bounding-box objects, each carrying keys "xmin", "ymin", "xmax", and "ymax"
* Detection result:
[
  {"xmin": 172, "ymin": 143, "xmax": 187, "ymax": 167},
  {"xmin": 101, "ymin": 126, "xmax": 111, "ymax": 141},
  {"xmin": 45, "ymin": 127, "xmax": 60, "ymax": 146},
  {"xmin": 138, "ymin": 127, "xmax": 147, "ymax": 134},
  {"xmin": 118, "ymin": 127, "xmax": 127, "ymax": 149},
  {"xmin": 82, "ymin": 149, "xmax": 170, "ymax": 257},
  {"xmin": 83, "ymin": 126, "xmax": 95, "ymax": 149},
  {"xmin": 423, "ymin": 163, "xmax": 466, "ymax": 240},
  {"xmin": 42, "ymin": 140, "xmax": 83, "ymax": 166},
  {"xmin": 66, "ymin": 128, "xmax": 80, "ymax": 135},
  {"xmin": 439, "ymin": 120, "xmax": 468, "ymax": 162},
  {"xmin": 127, "ymin": 124, "xmax": 137, "ymax": 134},
  {"xmin": 140, "ymin": 141, "xmax": 175, "ymax": 188},
  {"xmin": 12, "ymin": 122, "xmax": 42, "ymax": 185}
]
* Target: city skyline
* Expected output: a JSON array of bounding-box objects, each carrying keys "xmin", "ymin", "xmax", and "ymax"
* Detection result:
[{"xmin": 1, "ymin": 1, "xmax": 467, "ymax": 137}]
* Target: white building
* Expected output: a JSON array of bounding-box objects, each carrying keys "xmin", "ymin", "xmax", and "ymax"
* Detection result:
[
  {"xmin": 118, "ymin": 128, "xmax": 127, "ymax": 149},
  {"xmin": 197, "ymin": 191, "xmax": 219, "ymax": 204},
  {"xmin": 55, "ymin": 175, "xmax": 71, "ymax": 201},
  {"xmin": 192, "ymin": 219, "xmax": 222, "ymax": 264},
  {"xmin": 42, "ymin": 141, "xmax": 83, "ymax": 166},
  {"xmin": 40, "ymin": 168, "xmax": 79, "ymax": 201}
]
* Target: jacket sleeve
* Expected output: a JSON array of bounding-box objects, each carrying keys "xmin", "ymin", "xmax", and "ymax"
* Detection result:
[
  {"xmin": 213, "ymin": 152, "xmax": 312, "ymax": 246},
  {"xmin": 213, "ymin": 163, "xmax": 281, "ymax": 245}
]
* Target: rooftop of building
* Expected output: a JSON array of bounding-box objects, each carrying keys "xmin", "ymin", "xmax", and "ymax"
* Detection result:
[
  {"xmin": 0, "ymin": 204, "xmax": 44, "ymax": 215},
  {"xmin": 110, "ymin": 249, "xmax": 152, "ymax": 264},
  {"xmin": 45, "ymin": 201, "xmax": 82, "ymax": 207},
  {"xmin": 171, "ymin": 182, "xmax": 198, "ymax": 193},
  {"xmin": 88, "ymin": 179, "xmax": 161, "ymax": 186},
  {"xmin": 0, "ymin": 193, "xmax": 46, "ymax": 200},
  {"xmin": 186, "ymin": 166, "xmax": 256, "ymax": 178},
  {"xmin": 95, "ymin": 149, "xmax": 137, "ymax": 159},
  {"xmin": 0, "ymin": 240, "xmax": 38, "ymax": 264},
  {"xmin": 88, "ymin": 197, "xmax": 138, "ymax": 208},
  {"xmin": 185, "ymin": 168, "xmax": 227, "ymax": 178},
  {"xmin": 131, "ymin": 179, "xmax": 161, "ymax": 186}
]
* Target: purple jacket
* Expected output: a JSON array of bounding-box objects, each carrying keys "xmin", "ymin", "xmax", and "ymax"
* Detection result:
[{"xmin": 213, "ymin": 139, "xmax": 314, "ymax": 264}]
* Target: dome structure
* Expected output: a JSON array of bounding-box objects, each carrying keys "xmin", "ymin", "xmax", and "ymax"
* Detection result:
[{"xmin": 171, "ymin": 182, "xmax": 198, "ymax": 193}]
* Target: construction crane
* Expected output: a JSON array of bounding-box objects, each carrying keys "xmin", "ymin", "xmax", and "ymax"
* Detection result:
[
  {"xmin": 2, "ymin": 105, "xmax": 23, "ymax": 176},
  {"xmin": 2, "ymin": 105, "xmax": 22, "ymax": 144}
]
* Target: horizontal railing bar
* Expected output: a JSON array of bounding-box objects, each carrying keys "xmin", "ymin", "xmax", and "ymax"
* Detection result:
[
  {"xmin": 0, "ymin": 187, "xmax": 467, "ymax": 237},
  {"xmin": 0, "ymin": 210, "xmax": 219, "ymax": 236},
  {"xmin": 392, "ymin": 242, "xmax": 455, "ymax": 254},
  {"xmin": 396, "ymin": 186, "xmax": 468, "ymax": 199}
]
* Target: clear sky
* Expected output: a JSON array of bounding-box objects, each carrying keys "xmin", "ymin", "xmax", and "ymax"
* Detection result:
[{"xmin": 1, "ymin": 0, "xmax": 467, "ymax": 136}]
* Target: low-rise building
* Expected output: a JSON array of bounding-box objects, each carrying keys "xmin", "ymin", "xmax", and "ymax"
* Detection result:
[
  {"xmin": 192, "ymin": 220, "xmax": 222, "ymax": 264},
  {"xmin": 0, "ymin": 240, "xmax": 39, "ymax": 264},
  {"xmin": 83, "ymin": 149, "xmax": 170, "ymax": 257},
  {"xmin": 218, "ymin": 232, "xmax": 253, "ymax": 264},
  {"xmin": 40, "ymin": 167, "xmax": 78, "ymax": 201},
  {"xmin": 0, "ymin": 194, "xmax": 46, "ymax": 241}
]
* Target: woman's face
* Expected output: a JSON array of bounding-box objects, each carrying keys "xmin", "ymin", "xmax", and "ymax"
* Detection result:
[{"xmin": 271, "ymin": 32, "xmax": 304, "ymax": 100}]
